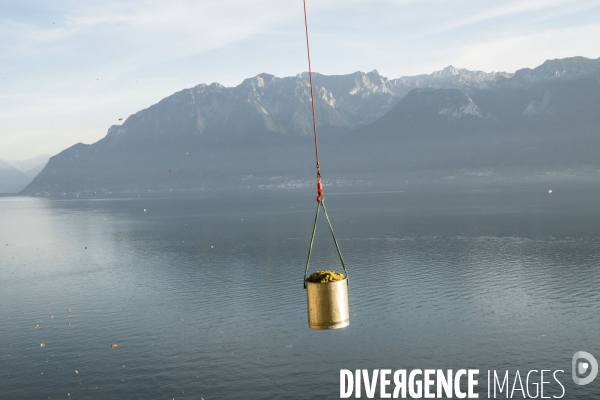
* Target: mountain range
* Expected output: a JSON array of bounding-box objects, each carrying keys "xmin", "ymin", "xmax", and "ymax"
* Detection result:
[
  {"xmin": 0, "ymin": 155, "xmax": 49, "ymax": 193},
  {"xmin": 16, "ymin": 56, "xmax": 600, "ymax": 196}
]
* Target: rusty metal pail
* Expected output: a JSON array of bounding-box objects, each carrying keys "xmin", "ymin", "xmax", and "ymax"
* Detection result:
[{"xmin": 306, "ymin": 278, "xmax": 349, "ymax": 330}]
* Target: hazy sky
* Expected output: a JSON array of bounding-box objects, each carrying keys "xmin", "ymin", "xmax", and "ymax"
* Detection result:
[{"xmin": 1, "ymin": 0, "xmax": 599, "ymax": 160}]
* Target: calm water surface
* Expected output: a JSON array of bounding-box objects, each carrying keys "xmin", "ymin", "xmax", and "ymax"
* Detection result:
[{"xmin": 1, "ymin": 182, "xmax": 599, "ymax": 399}]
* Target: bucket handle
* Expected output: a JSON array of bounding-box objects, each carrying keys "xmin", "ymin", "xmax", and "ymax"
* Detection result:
[{"xmin": 303, "ymin": 199, "xmax": 349, "ymax": 288}]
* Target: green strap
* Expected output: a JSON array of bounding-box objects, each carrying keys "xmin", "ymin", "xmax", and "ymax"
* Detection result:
[
  {"xmin": 303, "ymin": 202, "xmax": 320, "ymax": 288},
  {"xmin": 322, "ymin": 201, "xmax": 349, "ymax": 281},
  {"xmin": 303, "ymin": 200, "xmax": 349, "ymax": 288}
]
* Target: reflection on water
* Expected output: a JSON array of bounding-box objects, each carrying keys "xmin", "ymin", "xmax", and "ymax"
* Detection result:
[{"xmin": 1, "ymin": 182, "xmax": 599, "ymax": 399}]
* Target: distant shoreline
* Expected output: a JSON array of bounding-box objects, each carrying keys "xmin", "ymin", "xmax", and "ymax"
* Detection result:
[{"xmin": 4, "ymin": 176, "xmax": 600, "ymax": 200}]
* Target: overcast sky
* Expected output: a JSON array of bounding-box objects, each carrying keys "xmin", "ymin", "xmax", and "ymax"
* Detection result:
[{"xmin": 1, "ymin": 0, "xmax": 599, "ymax": 160}]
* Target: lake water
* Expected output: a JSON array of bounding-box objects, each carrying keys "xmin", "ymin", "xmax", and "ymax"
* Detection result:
[{"xmin": 1, "ymin": 182, "xmax": 600, "ymax": 399}]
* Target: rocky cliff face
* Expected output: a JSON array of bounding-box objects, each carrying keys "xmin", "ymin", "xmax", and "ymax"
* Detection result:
[{"xmin": 21, "ymin": 56, "xmax": 600, "ymax": 196}]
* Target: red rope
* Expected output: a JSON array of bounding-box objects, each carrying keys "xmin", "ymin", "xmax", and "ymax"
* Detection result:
[{"xmin": 303, "ymin": 0, "xmax": 324, "ymax": 202}]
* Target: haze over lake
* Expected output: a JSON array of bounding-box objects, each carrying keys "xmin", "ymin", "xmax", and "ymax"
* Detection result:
[{"xmin": 1, "ymin": 181, "xmax": 599, "ymax": 398}]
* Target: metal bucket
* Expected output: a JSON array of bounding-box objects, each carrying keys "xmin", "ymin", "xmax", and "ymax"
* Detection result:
[{"xmin": 306, "ymin": 278, "xmax": 349, "ymax": 330}]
